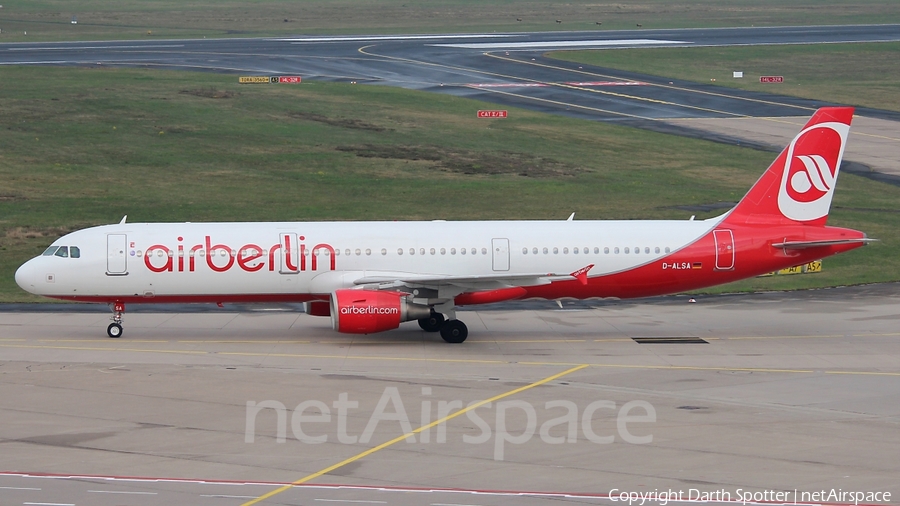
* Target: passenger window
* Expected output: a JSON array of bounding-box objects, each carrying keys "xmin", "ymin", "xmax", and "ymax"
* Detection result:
[
  {"xmin": 471, "ymin": 248, "xmax": 477, "ymax": 255},
  {"xmin": 553, "ymin": 247, "xmax": 559, "ymax": 254},
  {"xmin": 624, "ymin": 247, "xmax": 630, "ymax": 254},
  {"xmin": 54, "ymin": 246, "xmax": 69, "ymax": 258},
  {"xmin": 665, "ymin": 247, "xmax": 671, "ymax": 253},
  {"xmin": 543, "ymin": 247, "xmax": 548, "ymax": 254},
  {"xmin": 614, "ymin": 247, "xmax": 620, "ymax": 254},
  {"xmin": 573, "ymin": 247, "xmax": 578, "ymax": 254},
  {"xmin": 655, "ymin": 247, "xmax": 660, "ymax": 254},
  {"xmin": 645, "ymin": 247, "xmax": 650, "ymax": 254},
  {"xmin": 440, "ymin": 248, "xmax": 446, "ymax": 255},
  {"xmin": 594, "ymin": 247, "xmax": 600, "ymax": 254},
  {"xmin": 430, "ymin": 248, "xmax": 436, "ymax": 255},
  {"xmin": 533, "ymin": 247, "xmax": 538, "ymax": 255},
  {"xmin": 43, "ymin": 246, "xmax": 59, "ymax": 256},
  {"xmin": 366, "ymin": 249, "xmax": 371, "ymax": 256},
  {"xmin": 461, "ymin": 248, "xmax": 466, "ymax": 255},
  {"xmin": 481, "ymin": 248, "xmax": 487, "ymax": 255},
  {"xmin": 450, "ymin": 248, "xmax": 456, "ymax": 255},
  {"xmin": 522, "ymin": 247, "xmax": 528, "ymax": 254},
  {"xmin": 563, "ymin": 247, "xmax": 569, "ymax": 254},
  {"xmin": 604, "ymin": 247, "xmax": 609, "ymax": 254},
  {"xmin": 382, "ymin": 249, "xmax": 387, "ymax": 256},
  {"xmin": 410, "ymin": 248, "xmax": 416, "ymax": 255}
]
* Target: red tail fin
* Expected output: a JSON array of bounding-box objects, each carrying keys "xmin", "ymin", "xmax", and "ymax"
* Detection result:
[{"xmin": 723, "ymin": 107, "xmax": 854, "ymax": 227}]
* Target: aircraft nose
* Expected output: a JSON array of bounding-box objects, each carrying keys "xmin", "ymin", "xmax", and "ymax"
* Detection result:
[{"xmin": 15, "ymin": 258, "xmax": 39, "ymax": 293}]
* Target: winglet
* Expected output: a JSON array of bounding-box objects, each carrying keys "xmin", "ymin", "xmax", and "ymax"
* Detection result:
[
  {"xmin": 567, "ymin": 212, "xmax": 575, "ymax": 222},
  {"xmin": 570, "ymin": 264, "xmax": 594, "ymax": 286},
  {"xmin": 119, "ymin": 215, "xmax": 127, "ymax": 224}
]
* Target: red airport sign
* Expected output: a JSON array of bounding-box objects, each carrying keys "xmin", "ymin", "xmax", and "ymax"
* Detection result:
[
  {"xmin": 477, "ymin": 110, "xmax": 508, "ymax": 118},
  {"xmin": 759, "ymin": 76, "xmax": 784, "ymax": 83},
  {"xmin": 278, "ymin": 76, "xmax": 302, "ymax": 84}
]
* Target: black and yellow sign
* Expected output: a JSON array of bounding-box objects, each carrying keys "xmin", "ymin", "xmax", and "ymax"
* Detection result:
[
  {"xmin": 760, "ymin": 260, "xmax": 823, "ymax": 277},
  {"xmin": 239, "ymin": 76, "xmax": 271, "ymax": 84}
]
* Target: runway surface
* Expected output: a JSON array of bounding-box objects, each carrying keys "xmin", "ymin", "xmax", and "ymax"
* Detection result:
[{"xmin": 1, "ymin": 284, "xmax": 899, "ymax": 505}]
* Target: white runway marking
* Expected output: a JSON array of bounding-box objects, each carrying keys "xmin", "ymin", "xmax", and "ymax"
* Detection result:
[
  {"xmin": 282, "ymin": 35, "xmax": 517, "ymax": 43},
  {"xmin": 468, "ymin": 81, "xmax": 646, "ymax": 88},
  {"xmin": 6, "ymin": 45, "xmax": 185, "ymax": 51},
  {"xmin": 434, "ymin": 39, "xmax": 687, "ymax": 49}
]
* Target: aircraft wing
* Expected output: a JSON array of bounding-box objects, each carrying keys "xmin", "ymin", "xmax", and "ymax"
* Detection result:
[
  {"xmin": 353, "ymin": 272, "xmax": 555, "ymax": 290},
  {"xmin": 352, "ymin": 264, "xmax": 594, "ymax": 292}
]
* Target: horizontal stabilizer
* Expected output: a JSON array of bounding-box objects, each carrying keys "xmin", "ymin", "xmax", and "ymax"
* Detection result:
[{"xmin": 772, "ymin": 238, "xmax": 877, "ymax": 250}]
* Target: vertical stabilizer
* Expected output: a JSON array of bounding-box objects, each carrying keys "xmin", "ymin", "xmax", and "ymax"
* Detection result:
[{"xmin": 723, "ymin": 107, "xmax": 854, "ymax": 227}]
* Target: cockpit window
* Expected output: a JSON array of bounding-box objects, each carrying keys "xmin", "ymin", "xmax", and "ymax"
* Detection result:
[
  {"xmin": 42, "ymin": 246, "xmax": 59, "ymax": 256},
  {"xmin": 54, "ymin": 246, "xmax": 69, "ymax": 258},
  {"xmin": 70, "ymin": 246, "xmax": 81, "ymax": 258}
]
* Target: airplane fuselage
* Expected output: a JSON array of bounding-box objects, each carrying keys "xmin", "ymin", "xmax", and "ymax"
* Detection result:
[{"xmin": 16, "ymin": 217, "xmax": 860, "ymax": 304}]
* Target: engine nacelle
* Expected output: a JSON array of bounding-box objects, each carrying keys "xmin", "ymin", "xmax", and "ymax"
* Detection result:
[{"xmin": 330, "ymin": 289, "xmax": 432, "ymax": 334}]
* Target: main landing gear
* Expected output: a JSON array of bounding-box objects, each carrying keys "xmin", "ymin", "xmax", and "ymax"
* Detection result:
[
  {"xmin": 418, "ymin": 311, "xmax": 468, "ymax": 343},
  {"xmin": 107, "ymin": 301, "xmax": 124, "ymax": 338}
]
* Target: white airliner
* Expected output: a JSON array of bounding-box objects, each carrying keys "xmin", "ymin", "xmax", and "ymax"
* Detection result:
[{"xmin": 16, "ymin": 107, "xmax": 871, "ymax": 342}]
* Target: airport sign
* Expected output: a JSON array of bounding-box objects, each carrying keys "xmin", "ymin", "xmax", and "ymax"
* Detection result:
[
  {"xmin": 477, "ymin": 110, "xmax": 508, "ymax": 118},
  {"xmin": 239, "ymin": 76, "xmax": 271, "ymax": 84}
]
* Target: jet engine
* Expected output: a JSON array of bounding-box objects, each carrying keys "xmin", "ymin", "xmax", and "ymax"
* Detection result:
[{"xmin": 330, "ymin": 289, "xmax": 432, "ymax": 334}]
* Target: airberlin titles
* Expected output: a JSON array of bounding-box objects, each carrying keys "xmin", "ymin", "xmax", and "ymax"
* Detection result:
[{"xmin": 141, "ymin": 235, "xmax": 335, "ymax": 273}]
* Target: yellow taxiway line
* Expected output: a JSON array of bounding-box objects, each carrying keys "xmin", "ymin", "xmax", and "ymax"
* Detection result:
[{"xmin": 239, "ymin": 364, "xmax": 590, "ymax": 506}]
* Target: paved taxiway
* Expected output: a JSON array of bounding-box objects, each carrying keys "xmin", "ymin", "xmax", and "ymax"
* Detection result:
[{"xmin": 2, "ymin": 284, "xmax": 899, "ymax": 504}]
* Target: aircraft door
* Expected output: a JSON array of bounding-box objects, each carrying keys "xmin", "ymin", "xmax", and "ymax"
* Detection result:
[
  {"xmin": 713, "ymin": 229, "xmax": 735, "ymax": 270},
  {"xmin": 106, "ymin": 234, "xmax": 128, "ymax": 275},
  {"xmin": 492, "ymin": 238, "xmax": 510, "ymax": 271},
  {"xmin": 279, "ymin": 233, "xmax": 300, "ymax": 274}
]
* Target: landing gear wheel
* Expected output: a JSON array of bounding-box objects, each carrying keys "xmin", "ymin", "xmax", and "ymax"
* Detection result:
[
  {"xmin": 418, "ymin": 312, "xmax": 446, "ymax": 332},
  {"xmin": 107, "ymin": 323, "xmax": 123, "ymax": 339},
  {"xmin": 440, "ymin": 320, "xmax": 468, "ymax": 343}
]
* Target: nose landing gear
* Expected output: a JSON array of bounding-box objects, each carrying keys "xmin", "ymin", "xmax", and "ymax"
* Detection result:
[{"xmin": 107, "ymin": 301, "xmax": 124, "ymax": 338}]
